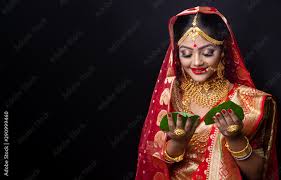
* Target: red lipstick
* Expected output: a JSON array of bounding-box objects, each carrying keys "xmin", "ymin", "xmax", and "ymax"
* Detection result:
[{"xmin": 191, "ymin": 67, "xmax": 207, "ymax": 75}]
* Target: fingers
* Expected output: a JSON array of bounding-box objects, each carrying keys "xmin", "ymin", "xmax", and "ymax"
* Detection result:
[
  {"xmin": 213, "ymin": 109, "xmax": 240, "ymax": 126},
  {"xmin": 221, "ymin": 109, "xmax": 233, "ymax": 125},
  {"xmin": 215, "ymin": 112, "xmax": 227, "ymax": 127},
  {"xmin": 176, "ymin": 114, "xmax": 183, "ymax": 129},
  {"xmin": 190, "ymin": 117, "xmax": 200, "ymax": 133},
  {"xmin": 184, "ymin": 117, "xmax": 192, "ymax": 132},
  {"xmin": 213, "ymin": 116, "xmax": 221, "ymax": 129},
  {"xmin": 167, "ymin": 113, "xmax": 175, "ymax": 131},
  {"xmin": 227, "ymin": 109, "xmax": 240, "ymax": 124},
  {"xmin": 184, "ymin": 117, "xmax": 199, "ymax": 140},
  {"xmin": 167, "ymin": 113, "xmax": 201, "ymax": 141},
  {"xmin": 167, "ymin": 113, "xmax": 192, "ymax": 140},
  {"xmin": 213, "ymin": 108, "xmax": 244, "ymax": 137}
]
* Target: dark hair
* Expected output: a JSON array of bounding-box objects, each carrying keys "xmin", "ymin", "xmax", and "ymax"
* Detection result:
[{"xmin": 173, "ymin": 13, "xmax": 229, "ymax": 44}]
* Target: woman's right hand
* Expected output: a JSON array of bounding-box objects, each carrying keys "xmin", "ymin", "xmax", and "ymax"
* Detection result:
[{"xmin": 165, "ymin": 113, "xmax": 200, "ymax": 157}]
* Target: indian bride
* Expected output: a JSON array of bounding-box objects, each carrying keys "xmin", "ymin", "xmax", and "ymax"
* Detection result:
[{"xmin": 135, "ymin": 6, "xmax": 279, "ymax": 180}]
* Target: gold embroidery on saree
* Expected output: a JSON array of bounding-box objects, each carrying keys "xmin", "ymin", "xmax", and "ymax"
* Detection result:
[
  {"xmin": 207, "ymin": 85, "xmax": 272, "ymax": 179},
  {"xmin": 230, "ymin": 85, "xmax": 270, "ymax": 139},
  {"xmin": 169, "ymin": 123, "xmax": 212, "ymax": 179},
  {"xmin": 160, "ymin": 88, "xmax": 170, "ymax": 105},
  {"xmin": 156, "ymin": 110, "xmax": 167, "ymax": 126},
  {"xmin": 169, "ymin": 83, "xmax": 274, "ymax": 179}
]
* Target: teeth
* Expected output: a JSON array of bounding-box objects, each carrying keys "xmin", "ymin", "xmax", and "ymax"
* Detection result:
[{"xmin": 193, "ymin": 69, "xmax": 206, "ymax": 73}]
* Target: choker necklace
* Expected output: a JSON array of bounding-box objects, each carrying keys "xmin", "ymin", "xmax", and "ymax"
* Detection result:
[{"xmin": 178, "ymin": 75, "xmax": 229, "ymax": 112}]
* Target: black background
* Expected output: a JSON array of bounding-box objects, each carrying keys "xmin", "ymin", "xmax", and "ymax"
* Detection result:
[{"xmin": 1, "ymin": 0, "xmax": 281, "ymax": 179}]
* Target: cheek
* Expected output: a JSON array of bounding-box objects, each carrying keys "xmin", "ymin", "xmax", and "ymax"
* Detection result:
[
  {"xmin": 203, "ymin": 55, "xmax": 221, "ymax": 66},
  {"xmin": 208, "ymin": 50, "xmax": 222, "ymax": 64},
  {"xmin": 179, "ymin": 58, "xmax": 192, "ymax": 68}
]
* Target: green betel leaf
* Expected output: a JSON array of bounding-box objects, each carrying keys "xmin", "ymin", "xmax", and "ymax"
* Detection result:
[
  {"xmin": 160, "ymin": 112, "xmax": 200, "ymax": 132},
  {"xmin": 204, "ymin": 100, "xmax": 244, "ymax": 125}
]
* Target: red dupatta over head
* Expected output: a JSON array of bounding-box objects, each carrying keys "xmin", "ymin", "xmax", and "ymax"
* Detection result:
[{"xmin": 135, "ymin": 6, "xmax": 278, "ymax": 180}]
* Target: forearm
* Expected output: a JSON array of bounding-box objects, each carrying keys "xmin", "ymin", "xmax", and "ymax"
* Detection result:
[{"xmin": 225, "ymin": 135, "xmax": 264, "ymax": 180}]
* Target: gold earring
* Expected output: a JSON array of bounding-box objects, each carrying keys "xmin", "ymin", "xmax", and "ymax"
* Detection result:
[
  {"xmin": 217, "ymin": 59, "xmax": 225, "ymax": 79},
  {"xmin": 181, "ymin": 66, "xmax": 188, "ymax": 81}
]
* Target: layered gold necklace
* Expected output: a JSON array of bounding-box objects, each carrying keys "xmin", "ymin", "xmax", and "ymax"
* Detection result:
[{"xmin": 173, "ymin": 75, "xmax": 229, "ymax": 113}]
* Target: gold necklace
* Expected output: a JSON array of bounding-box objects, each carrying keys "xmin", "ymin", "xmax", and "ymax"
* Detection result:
[{"xmin": 173, "ymin": 75, "xmax": 229, "ymax": 113}]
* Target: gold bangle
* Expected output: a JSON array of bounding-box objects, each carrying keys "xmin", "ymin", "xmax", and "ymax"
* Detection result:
[
  {"xmin": 163, "ymin": 141, "xmax": 185, "ymax": 163},
  {"xmin": 225, "ymin": 136, "xmax": 249, "ymax": 153},
  {"xmin": 225, "ymin": 136, "xmax": 252, "ymax": 158},
  {"xmin": 232, "ymin": 145, "xmax": 252, "ymax": 159},
  {"xmin": 234, "ymin": 145, "xmax": 253, "ymax": 160}
]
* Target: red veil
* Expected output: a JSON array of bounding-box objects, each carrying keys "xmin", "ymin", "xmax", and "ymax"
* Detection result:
[{"xmin": 135, "ymin": 6, "xmax": 279, "ymax": 180}]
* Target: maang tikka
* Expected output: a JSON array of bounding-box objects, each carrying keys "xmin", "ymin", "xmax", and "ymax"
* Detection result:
[{"xmin": 177, "ymin": 13, "xmax": 224, "ymax": 47}]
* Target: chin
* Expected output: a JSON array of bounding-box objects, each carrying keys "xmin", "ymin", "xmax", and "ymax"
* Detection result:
[
  {"xmin": 190, "ymin": 76, "xmax": 208, "ymax": 82},
  {"xmin": 187, "ymin": 70, "xmax": 213, "ymax": 83}
]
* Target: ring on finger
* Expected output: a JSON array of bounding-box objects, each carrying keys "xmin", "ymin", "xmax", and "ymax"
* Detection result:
[
  {"xmin": 174, "ymin": 128, "xmax": 186, "ymax": 137},
  {"xmin": 226, "ymin": 124, "xmax": 241, "ymax": 135}
]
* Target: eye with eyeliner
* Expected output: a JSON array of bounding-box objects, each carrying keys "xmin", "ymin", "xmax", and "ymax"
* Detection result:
[
  {"xmin": 181, "ymin": 54, "xmax": 192, "ymax": 58},
  {"xmin": 202, "ymin": 48, "xmax": 215, "ymax": 57},
  {"xmin": 179, "ymin": 47, "xmax": 217, "ymax": 58},
  {"xmin": 180, "ymin": 50, "xmax": 192, "ymax": 58}
]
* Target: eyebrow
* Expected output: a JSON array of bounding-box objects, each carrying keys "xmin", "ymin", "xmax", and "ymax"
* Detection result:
[{"xmin": 179, "ymin": 44, "xmax": 216, "ymax": 50}]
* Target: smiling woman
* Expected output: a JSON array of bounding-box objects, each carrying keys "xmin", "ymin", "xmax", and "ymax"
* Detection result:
[
  {"xmin": 174, "ymin": 13, "xmax": 228, "ymax": 84},
  {"xmin": 173, "ymin": 13, "xmax": 231, "ymax": 115},
  {"xmin": 135, "ymin": 6, "xmax": 279, "ymax": 180}
]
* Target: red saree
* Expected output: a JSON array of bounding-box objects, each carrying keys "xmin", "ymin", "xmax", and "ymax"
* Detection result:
[{"xmin": 135, "ymin": 6, "xmax": 279, "ymax": 180}]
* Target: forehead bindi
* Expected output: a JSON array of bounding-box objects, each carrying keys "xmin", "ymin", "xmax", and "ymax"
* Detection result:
[
  {"xmin": 179, "ymin": 35, "xmax": 213, "ymax": 50},
  {"xmin": 179, "ymin": 44, "xmax": 216, "ymax": 51}
]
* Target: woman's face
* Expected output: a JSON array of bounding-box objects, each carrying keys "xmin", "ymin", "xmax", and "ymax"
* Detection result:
[{"xmin": 178, "ymin": 35, "xmax": 223, "ymax": 82}]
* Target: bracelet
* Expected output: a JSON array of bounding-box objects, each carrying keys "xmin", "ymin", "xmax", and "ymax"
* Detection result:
[
  {"xmin": 225, "ymin": 136, "xmax": 252, "ymax": 159},
  {"xmin": 234, "ymin": 145, "xmax": 253, "ymax": 161},
  {"xmin": 163, "ymin": 141, "xmax": 185, "ymax": 163}
]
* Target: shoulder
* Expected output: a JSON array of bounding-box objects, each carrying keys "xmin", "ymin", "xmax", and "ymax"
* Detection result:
[
  {"xmin": 231, "ymin": 83, "xmax": 274, "ymax": 115},
  {"xmin": 231, "ymin": 84, "xmax": 276, "ymax": 138},
  {"xmin": 235, "ymin": 83, "xmax": 277, "ymax": 109},
  {"xmin": 234, "ymin": 83, "xmax": 272, "ymax": 97}
]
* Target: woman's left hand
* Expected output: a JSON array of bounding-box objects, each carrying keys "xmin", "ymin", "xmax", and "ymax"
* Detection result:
[{"xmin": 212, "ymin": 108, "xmax": 244, "ymax": 139}]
